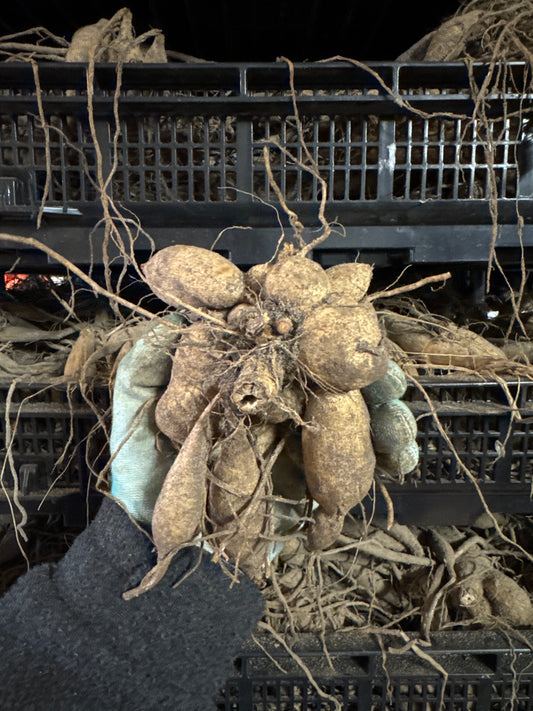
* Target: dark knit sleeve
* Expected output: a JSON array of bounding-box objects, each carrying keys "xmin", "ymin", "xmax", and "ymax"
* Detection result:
[{"xmin": 0, "ymin": 498, "xmax": 264, "ymax": 711}]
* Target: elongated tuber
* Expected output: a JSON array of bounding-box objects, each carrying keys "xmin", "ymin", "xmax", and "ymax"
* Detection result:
[
  {"xmin": 155, "ymin": 323, "xmax": 222, "ymax": 446},
  {"xmin": 302, "ymin": 389, "xmax": 376, "ymax": 550}
]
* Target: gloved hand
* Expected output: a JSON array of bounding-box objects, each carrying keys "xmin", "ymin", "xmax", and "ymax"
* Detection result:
[
  {"xmin": 110, "ymin": 317, "xmax": 181, "ymax": 524},
  {"xmin": 109, "ymin": 320, "xmax": 305, "ymax": 567},
  {"xmin": 361, "ymin": 359, "xmax": 419, "ymax": 478}
]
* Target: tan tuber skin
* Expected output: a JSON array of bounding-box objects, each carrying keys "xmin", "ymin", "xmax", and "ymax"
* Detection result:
[
  {"xmin": 209, "ymin": 422, "xmax": 278, "ymax": 579},
  {"xmin": 123, "ymin": 406, "xmax": 213, "ymax": 600},
  {"xmin": 263, "ymin": 255, "xmax": 330, "ymax": 314},
  {"xmin": 383, "ymin": 312, "xmax": 506, "ymax": 370},
  {"xmin": 453, "ymin": 554, "xmax": 533, "ymax": 626},
  {"xmin": 155, "ymin": 323, "xmax": 222, "ymax": 446},
  {"xmin": 143, "ymin": 244, "xmax": 245, "ymax": 310},
  {"xmin": 297, "ymin": 302, "xmax": 388, "ymax": 391},
  {"xmin": 302, "ymin": 389, "xmax": 376, "ymax": 550},
  {"xmin": 134, "ymin": 245, "xmax": 389, "ymax": 591},
  {"xmin": 326, "ymin": 262, "xmax": 373, "ymax": 306},
  {"xmin": 152, "ymin": 420, "xmax": 211, "ymax": 559},
  {"xmin": 229, "ymin": 351, "xmax": 285, "ymax": 418}
]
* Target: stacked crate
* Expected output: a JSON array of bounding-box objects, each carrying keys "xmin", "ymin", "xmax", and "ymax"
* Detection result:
[{"xmin": 2, "ymin": 60, "xmax": 533, "ymax": 708}]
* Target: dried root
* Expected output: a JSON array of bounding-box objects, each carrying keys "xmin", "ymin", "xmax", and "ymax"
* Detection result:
[
  {"xmin": 0, "ymin": 9, "xmax": 168, "ymax": 64},
  {"xmin": 263, "ymin": 513, "xmax": 533, "ymax": 639}
]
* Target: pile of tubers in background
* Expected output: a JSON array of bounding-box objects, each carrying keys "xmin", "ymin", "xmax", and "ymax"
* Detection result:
[{"xmin": 124, "ymin": 243, "xmax": 417, "ymax": 597}]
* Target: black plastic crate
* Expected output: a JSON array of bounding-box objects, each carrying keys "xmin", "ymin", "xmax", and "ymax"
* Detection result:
[
  {"xmin": 216, "ymin": 631, "xmax": 533, "ymax": 710},
  {"xmin": 0, "ymin": 62, "xmax": 533, "ymax": 271},
  {"xmin": 382, "ymin": 377, "xmax": 533, "ymax": 526},
  {"xmin": 0, "ymin": 380, "xmax": 107, "ymax": 525}
]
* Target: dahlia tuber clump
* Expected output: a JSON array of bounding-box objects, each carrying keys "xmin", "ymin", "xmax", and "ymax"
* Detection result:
[{"xmin": 124, "ymin": 244, "xmax": 394, "ymax": 596}]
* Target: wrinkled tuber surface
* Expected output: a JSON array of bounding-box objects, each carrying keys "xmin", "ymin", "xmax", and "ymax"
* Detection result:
[
  {"xmin": 209, "ymin": 422, "xmax": 277, "ymax": 579},
  {"xmin": 133, "ymin": 244, "xmax": 394, "ymax": 590},
  {"xmin": 123, "ymin": 411, "xmax": 212, "ymax": 600},
  {"xmin": 143, "ymin": 244, "xmax": 245, "ymax": 310},
  {"xmin": 302, "ymin": 390, "xmax": 376, "ymax": 550},
  {"xmin": 298, "ymin": 302, "xmax": 387, "ymax": 390},
  {"xmin": 452, "ymin": 551, "xmax": 533, "ymax": 626},
  {"xmin": 155, "ymin": 323, "xmax": 222, "ymax": 445},
  {"xmin": 383, "ymin": 311, "xmax": 506, "ymax": 370},
  {"xmin": 326, "ymin": 262, "xmax": 373, "ymax": 305}
]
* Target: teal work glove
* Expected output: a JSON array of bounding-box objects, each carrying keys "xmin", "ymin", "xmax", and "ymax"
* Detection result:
[
  {"xmin": 110, "ymin": 318, "xmax": 180, "ymax": 524},
  {"xmin": 362, "ymin": 359, "xmax": 419, "ymax": 477},
  {"xmin": 109, "ymin": 316, "xmax": 298, "ymax": 570}
]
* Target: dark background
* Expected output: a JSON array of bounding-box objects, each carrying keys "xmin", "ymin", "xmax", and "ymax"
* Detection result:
[{"xmin": 1, "ymin": 0, "xmax": 460, "ymax": 62}]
